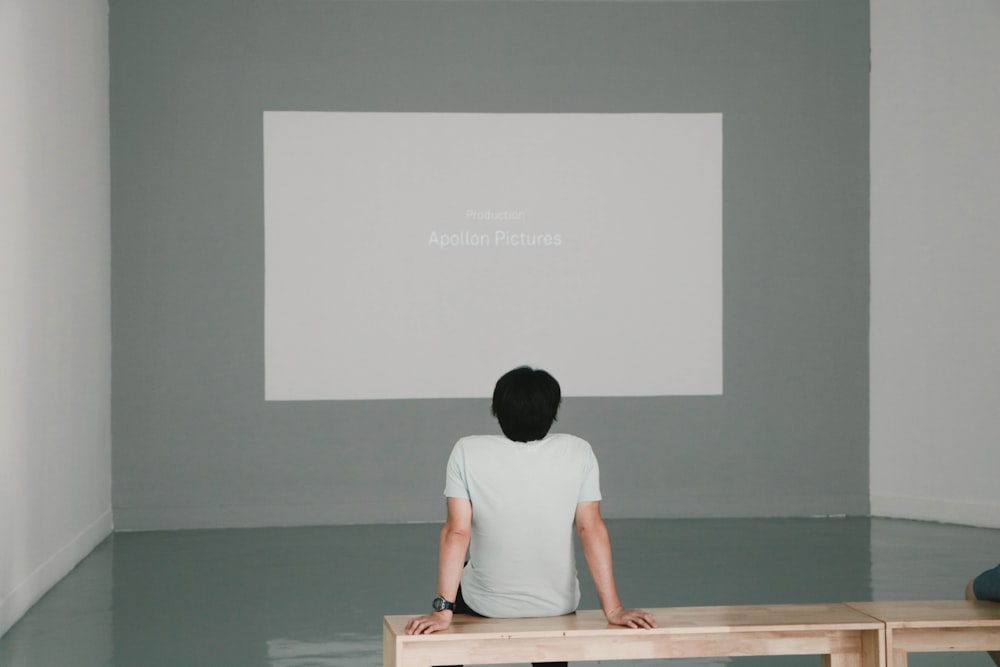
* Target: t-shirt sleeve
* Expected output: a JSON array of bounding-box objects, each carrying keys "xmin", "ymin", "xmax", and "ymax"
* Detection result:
[
  {"xmin": 577, "ymin": 444, "xmax": 602, "ymax": 502},
  {"xmin": 443, "ymin": 440, "xmax": 470, "ymax": 499}
]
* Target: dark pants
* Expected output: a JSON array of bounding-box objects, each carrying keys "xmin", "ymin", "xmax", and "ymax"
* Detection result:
[{"xmin": 435, "ymin": 587, "xmax": 569, "ymax": 667}]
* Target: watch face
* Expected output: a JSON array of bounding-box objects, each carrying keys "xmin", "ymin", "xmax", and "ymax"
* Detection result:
[{"xmin": 432, "ymin": 596, "xmax": 449, "ymax": 611}]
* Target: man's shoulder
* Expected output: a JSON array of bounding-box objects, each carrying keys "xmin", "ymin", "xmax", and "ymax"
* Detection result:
[
  {"xmin": 544, "ymin": 433, "xmax": 592, "ymax": 448},
  {"xmin": 455, "ymin": 434, "xmax": 507, "ymax": 447},
  {"xmin": 453, "ymin": 433, "xmax": 595, "ymax": 456},
  {"xmin": 452, "ymin": 434, "xmax": 509, "ymax": 458}
]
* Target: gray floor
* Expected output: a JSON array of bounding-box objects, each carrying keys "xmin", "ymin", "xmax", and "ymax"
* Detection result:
[{"xmin": 2, "ymin": 517, "xmax": 999, "ymax": 666}]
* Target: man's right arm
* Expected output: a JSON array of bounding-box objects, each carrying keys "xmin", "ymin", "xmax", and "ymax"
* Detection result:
[{"xmin": 405, "ymin": 497, "xmax": 472, "ymax": 635}]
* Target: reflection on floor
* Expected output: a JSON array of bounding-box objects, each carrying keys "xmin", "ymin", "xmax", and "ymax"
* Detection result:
[{"xmin": 2, "ymin": 518, "xmax": 999, "ymax": 667}]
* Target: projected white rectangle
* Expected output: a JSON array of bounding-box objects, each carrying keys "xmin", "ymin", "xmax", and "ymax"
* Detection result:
[{"xmin": 265, "ymin": 112, "xmax": 722, "ymax": 400}]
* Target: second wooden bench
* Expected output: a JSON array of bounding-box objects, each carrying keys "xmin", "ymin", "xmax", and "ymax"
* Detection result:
[{"xmin": 847, "ymin": 600, "xmax": 1000, "ymax": 667}]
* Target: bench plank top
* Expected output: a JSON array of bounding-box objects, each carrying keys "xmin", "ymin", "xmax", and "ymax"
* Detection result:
[
  {"xmin": 846, "ymin": 600, "xmax": 1000, "ymax": 628},
  {"xmin": 385, "ymin": 603, "xmax": 883, "ymax": 639},
  {"xmin": 385, "ymin": 604, "xmax": 886, "ymax": 667}
]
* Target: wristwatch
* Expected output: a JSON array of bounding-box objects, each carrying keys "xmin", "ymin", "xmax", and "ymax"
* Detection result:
[{"xmin": 432, "ymin": 596, "xmax": 456, "ymax": 612}]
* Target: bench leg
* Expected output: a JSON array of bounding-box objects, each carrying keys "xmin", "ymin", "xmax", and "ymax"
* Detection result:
[
  {"xmin": 821, "ymin": 630, "xmax": 883, "ymax": 667},
  {"xmin": 822, "ymin": 651, "xmax": 882, "ymax": 667},
  {"xmin": 823, "ymin": 654, "xmax": 863, "ymax": 667},
  {"xmin": 383, "ymin": 627, "xmax": 398, "ymax": 667}
]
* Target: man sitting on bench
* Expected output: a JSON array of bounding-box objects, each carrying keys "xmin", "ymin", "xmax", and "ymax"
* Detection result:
[{"xmin": 405, "ymin": 366, "xmax": 656, "ymax": 665}]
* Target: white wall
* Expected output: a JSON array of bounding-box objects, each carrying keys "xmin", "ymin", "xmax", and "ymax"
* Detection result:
[
  {"xmin": 0, "ymin": 0, "xmax": 112, "ymax": 636},
  {"xmin": 871, "ymin": 0, "xmax": 1000, "ymax": 528}
]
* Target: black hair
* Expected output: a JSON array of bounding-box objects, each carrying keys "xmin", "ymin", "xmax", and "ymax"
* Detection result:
[{"xmin": 491, "ymin": 366, "xmax": 562, "ymax": 442}]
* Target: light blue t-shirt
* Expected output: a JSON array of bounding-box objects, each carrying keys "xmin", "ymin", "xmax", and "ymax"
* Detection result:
[{"xmin": 443, "ymin": 433, "xmax": 602, "ymax": 618}]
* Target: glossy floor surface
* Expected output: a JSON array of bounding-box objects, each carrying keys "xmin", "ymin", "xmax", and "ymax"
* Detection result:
[{"xmin": 2, "ymin": 517, "xmax": 999, "ymax": 666}]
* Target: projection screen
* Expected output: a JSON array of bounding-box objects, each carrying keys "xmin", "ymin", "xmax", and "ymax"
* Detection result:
[{"xmin": 264, "ymin": 112, "xmax": 722, "ymax": 400}]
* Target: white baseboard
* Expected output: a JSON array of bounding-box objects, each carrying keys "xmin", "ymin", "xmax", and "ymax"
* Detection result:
[
  {"xmin": 870, "ymin": 493, "xmax": 1000, "ymax": 529},
  {"xmin": 0, "ymin": 508, "xmax": 113, "ymax": 637}
]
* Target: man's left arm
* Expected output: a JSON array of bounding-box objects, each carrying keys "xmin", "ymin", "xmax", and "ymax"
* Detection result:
[{"xmin": 575, "ymin": 501, "xmax": 657, "ymax": 629}]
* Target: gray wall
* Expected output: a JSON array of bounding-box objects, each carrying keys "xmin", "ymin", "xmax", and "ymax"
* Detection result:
[{"xmin": 111, "ymin": 0, "xmax": 870, "ymax": 529}]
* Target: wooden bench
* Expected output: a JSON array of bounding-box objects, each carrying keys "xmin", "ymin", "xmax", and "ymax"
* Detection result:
[
  {"xmin": 384, "ymin": 604, "xmax": 885, "ymax": 667},
  {"xmin": 846, "ymin": 600, "xmax": 1000, "ymax": 667}
]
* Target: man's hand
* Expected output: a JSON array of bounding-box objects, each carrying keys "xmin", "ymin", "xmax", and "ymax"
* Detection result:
[
  {"xmin": 405, "ymin": 610, "xmax": 453, "ymax": 635},
  {"xmin": 605, "ymin": 607, "xmax": 658, "ymax": 629}
]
